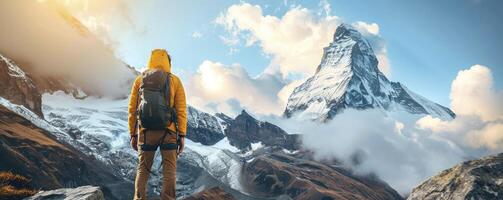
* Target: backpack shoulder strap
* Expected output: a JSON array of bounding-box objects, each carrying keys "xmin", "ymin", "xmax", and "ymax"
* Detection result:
[{"xmin": 165, "ymin": 72, "xmax": 171, "ymax": 107}]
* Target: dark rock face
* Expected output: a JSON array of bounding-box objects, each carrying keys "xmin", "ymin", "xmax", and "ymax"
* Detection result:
[
  {"xmin": 408, "ymin": 153, "xmax": 503, "ymax": 200},
  {"xmin": 183, "ymin": 186, "xmax": 236, "ymax": 200},
  {"xmin": 186, "ymin": 126, "xmax": 224, "ymax": 146},
  {"xmin": 242, "ymin": 151, "xmax": 403, "ymax": 200},
  {"xmin": 215, "ymin": 112, "xmax": 233, "ymax": 128},
  {"xmin": 0, "ymin": 105, "xmax": 131, "ymax": 200},
  {"xmin": 225, "ymin": 110, "xmax": 300, "ymax": 151},
  {"xmin": 186, "ymin": 106, "xmax": 225, "ymax": 145},
  {"xmin": 0, "ymin": 53, "xmax": 42, "ymax": 117}
]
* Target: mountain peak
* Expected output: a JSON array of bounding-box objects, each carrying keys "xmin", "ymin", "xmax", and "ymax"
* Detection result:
[
  {"xmin": 315, "ymin": 24, "xmax": 376, "ymax": 74},
  {"xmin": 284, "ymin": 24, "xmax": 455, "ymax": 120},
  {"xmin": 333, "ymin": 23, "xmax": 363, "ymax": 41}
]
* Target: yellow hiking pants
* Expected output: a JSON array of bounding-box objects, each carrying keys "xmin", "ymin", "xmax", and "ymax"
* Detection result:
[{"xmin": 134, "ymin": 130, "xmax": 178, "ymax": 200}]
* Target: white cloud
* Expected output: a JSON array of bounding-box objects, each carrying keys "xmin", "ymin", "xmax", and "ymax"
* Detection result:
[
  {"xmin": 466, "ymin": 123, "xmax": 503, "ymax": 150},
  {"xmin": 317, "ymin": 0, "xmax": 331, "ymax": 17},
  {"xmin": 211, "ymin": 3, "xmax": 393, "ymax": 115},
  {"xmin": 0, "ymin": 0, "xmax": 135, "ymax": 97},
  {"xmin": 417, "ymin": 65, "xmax": 503, "ymax": 152},
  {"xmin": 265, "ymin": 109, "xmax": 465, "ymax": 195},
  {"xmin": 186, "ymin": 60, "xmax": 287, "ymax": 116},
  {"xmin": 191, "ymin": 31, "xmax": 202, "ymax": 38},
  {"xmin": 450, "ymin": 65, "xmax": 503, "ymax": 121},
  {"xmin": 277, "ymin": 79, "xmax": 306, "ymax": 108},
  {"xmin": 51, "ymin": 0, "xmax": 140, "ymax": 48},
  {"xmin": 216, "ymin": 3, "xmax": 392, "ymax": 78},
  {"xmin": 216, "ymin": 3, "xmax": 341, "ymax": 78},
  {"xmin": 353, "ymin": 21, "xmax": 380, "ymax": 35},
  {"xmin": 260, "ymin": 65, "xmax": 503, "ymax": 195},
  {"xmin": 352, "ymin": 21, "xmax": 391, "ymax": 76}
]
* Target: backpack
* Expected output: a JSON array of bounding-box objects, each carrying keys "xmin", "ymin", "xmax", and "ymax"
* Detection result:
[{"xmin": 137, "ymin": 68, "xmax": 176, "ymax": 130}]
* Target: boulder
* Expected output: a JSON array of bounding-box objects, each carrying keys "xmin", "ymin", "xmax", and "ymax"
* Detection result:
[
  {"xmin": 24, "ymin": 186, "xmax": 104, "ymax": 200},
  {"xmin": 408, "ymin": 153, "xmax": 503, "ymax": 200}
]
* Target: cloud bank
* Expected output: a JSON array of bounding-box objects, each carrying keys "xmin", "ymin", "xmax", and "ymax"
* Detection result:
[
  {"xmin": 265, "ymin": 64, "xmax": 502, "ymax": 195},
  {"xmin": 186, "ymin": 61, "xmax": 287, "ymax": 116},
  {"xmin": 0, "ymin": 0, "xmax": 135, "ymax": 97},
  {"xmin": 215, "ymin": 3, "xmax": 390, "ymax": 78},
  {"xmin": 268, "ymin": 109, "xmax": 464, "ymax": 195},
  {"xmin": 186, "ymin": 3, "xmax": 391, "ymax": 116},
  {"xmin": 417, "ymin": 65, "xmax": 503, "ymax": 152},
  {"xmin": 216, "ymin": 3, "xmax": 341, "ymax": 78}
]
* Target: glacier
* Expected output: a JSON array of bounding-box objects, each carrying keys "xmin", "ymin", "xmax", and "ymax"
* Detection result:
[{"xmin": 40, "ymin": 91, "xmax": 251, "ymax": 198}]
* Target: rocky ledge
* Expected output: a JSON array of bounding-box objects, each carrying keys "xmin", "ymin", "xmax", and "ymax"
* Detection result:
[
  {"xmin": 408, "ymin": 153, "xmax": 503, "ymax": 200},
  {"xmin": 183, "ymin": 186, "xmax": 236, "ymax": 200},
  {"xmin": 24, "ymin": 185, "xmax": 104, "ymax": 200}
]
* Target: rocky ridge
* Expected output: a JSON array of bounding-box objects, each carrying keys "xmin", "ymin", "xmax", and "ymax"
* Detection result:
[{"xmin": 408, "ymin": 153, "xmax": 503, "ymax": 200}]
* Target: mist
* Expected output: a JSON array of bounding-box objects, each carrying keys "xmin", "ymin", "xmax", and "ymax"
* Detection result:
[
  {"xmin": 262, "ymin": 65, "xmax": 503, "ymax": 195},
  {"xmin": 0, "ymin": 0, "xmax": 136, "ymax": 97},
  {"xmin": 264, "ymin": 110, "xmax": 465, "ymax": 195}
]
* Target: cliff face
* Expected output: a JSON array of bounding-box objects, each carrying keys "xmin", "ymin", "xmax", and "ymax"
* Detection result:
[
  {"xmin": 225, "ymin": 110, "xmax": 301, "ymax": 151},
  {"xmin": 0, "ymin": 104, "xmax": 131, "ymax": 200},
  {"xmin": 0, "ymin": 54, "xmax": 42, "ymax": 117},
  {"xmin": 408, "ymin": 153, "xmax": 503, "ymax": 200}
]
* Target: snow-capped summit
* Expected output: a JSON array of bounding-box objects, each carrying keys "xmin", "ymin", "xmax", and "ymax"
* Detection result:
[{"xmin": 284, "ymin": 24, "xmax": 455, "ymax": 121}]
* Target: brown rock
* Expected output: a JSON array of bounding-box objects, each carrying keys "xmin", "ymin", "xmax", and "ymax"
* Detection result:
[
  {"xmin": 183, "ymin": 186, "xmax": 236, "ymax": 200},
  {"xmin": 0, "ymin": 105, "xmax": 130, "ymax": 199},
  {"xmin": 0, "ymin": 54, "xmax": 42, "ymax": 116},
  {"xmin": 242, "ymin": 151, "xmax": 403, "ymax": 200}
]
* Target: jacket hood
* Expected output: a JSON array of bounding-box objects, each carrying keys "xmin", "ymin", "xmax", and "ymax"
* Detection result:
[{"xmin": 147, "ymin": 49, "xmax": 171, "ymax": 72}]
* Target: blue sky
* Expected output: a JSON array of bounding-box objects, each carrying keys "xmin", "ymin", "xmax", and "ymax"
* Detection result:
[{"xmin": 66, "ymin": 0, "xmax": 502, "ymax": 108}]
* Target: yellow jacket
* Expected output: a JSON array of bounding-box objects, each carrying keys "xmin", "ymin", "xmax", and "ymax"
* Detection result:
[{"xmin": 128, "ymin": 49, "xmax": 187, "ymax": 136}]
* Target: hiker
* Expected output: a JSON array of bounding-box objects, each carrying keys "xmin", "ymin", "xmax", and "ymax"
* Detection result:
[{"xmin": 128, "ymin": 49, "xmax": 187, "ymax": 200}]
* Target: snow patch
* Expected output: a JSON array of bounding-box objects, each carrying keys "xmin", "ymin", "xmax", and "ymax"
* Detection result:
[
  {"xmin": 0, "ymin": 96, "xmax": 69, "ymax": 141},
  {"xmin": 484, "ymin": 185, "xmax": 499, "ymax": 197},
  {"xmin": 43, "ymin": 91, "xmax": 130, "ymax": 152},
  {"xmin": 211, "ymin": 137, "xmax": 240, "ymax": 153},
  {"xmin": 185, "ymin": 139, "xmax": 244, "ymax": 191},
  {"xmin": 0, "ymin": 53, "xmax": 35, "ymax": 88}
]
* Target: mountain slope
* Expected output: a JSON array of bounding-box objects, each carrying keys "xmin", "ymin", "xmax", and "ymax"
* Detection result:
[
  {"xmin": 284, "ymin": 24, "xmax": 455, "ymax": 121},
  {"xmin": 0, "ymin": 0, "xmax": 137, "ymax": 98},
  {"xmin": 242, "ymin": 150, "xmax": 403, "ymax": 200},
  {"xmin": 0, "ymin": 104, "xmax": 132, "ymax": 200},
  {"xmin": 408, "ymin": 153, "xmax": 503, "ymax": 200},
  {"xmin": 0, "ymin": 53, "xmax": 42, "ymax": 117}
]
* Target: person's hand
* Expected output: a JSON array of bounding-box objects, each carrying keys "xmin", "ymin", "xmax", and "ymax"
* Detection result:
[
  {"xmin": 178, "ymin": 136, "xmax": 185, "ymax": 155},
  {"xmin": 131, "ymin": 136, "xmax": 138, "ymax": 151}
]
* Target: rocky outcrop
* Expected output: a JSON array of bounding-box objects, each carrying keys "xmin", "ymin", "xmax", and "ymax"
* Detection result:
[
  {"xmin": 25, "ymin": 185, "xmax": 104, "ymax": 200},
  {"xmin": 408, "ymin": 153, "xmax": 503, "ymax": 200},
  {"xmin": 186, "ymin": 106, "xmax": 226, "ymax": 145},
  {"xmin": 0, "ymin": 105, "xmax": 131, "ymax": 200},
  {"xmin": 242, "ymin": 151, "xmax": 403, "ymax": 200},
  {"xmin": 225, "ymin": 110, "xmax": 300, "ymax": 151},
  {"xmin": 0, "ymin": 53, "xmax": 42, "ymax": 117},
  {"xmin": 183, "ymin": 187, "xmax": 236, "ymax": 200}
]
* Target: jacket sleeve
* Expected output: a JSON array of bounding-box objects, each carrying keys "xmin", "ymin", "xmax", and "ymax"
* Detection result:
[
  {"xmin": 174, "ymin": 77, "xmax": 187, "ymax": 135},
  {"xmin": 128, "ymin": 76, "xmax": 142, "ymax": 136}
]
